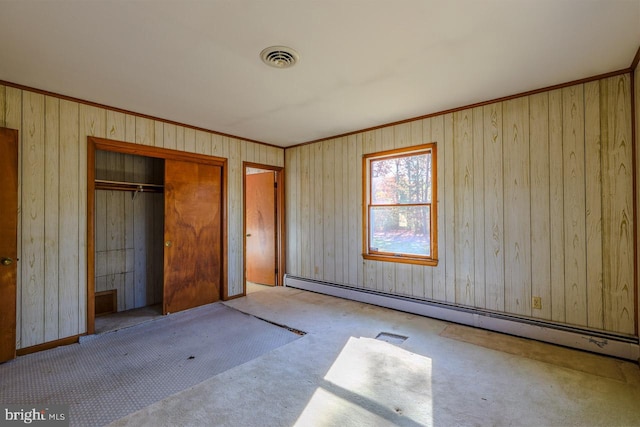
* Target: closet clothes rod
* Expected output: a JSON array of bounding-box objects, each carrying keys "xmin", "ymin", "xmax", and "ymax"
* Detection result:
[{"xmin": 94, "ymin": 179, "xmax": 164, "ymax": 194}]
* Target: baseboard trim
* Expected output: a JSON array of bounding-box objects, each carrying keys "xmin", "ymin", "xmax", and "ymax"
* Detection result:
[
  {"xmin": 284, "ymin": 275, "xmax": 640, "ymax": 361},
  {"xmin": 16, "ymin": 334, "xmax": 83, "ymax": 356}
]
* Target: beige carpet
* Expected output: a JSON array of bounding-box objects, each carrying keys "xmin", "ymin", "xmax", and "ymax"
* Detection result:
[
  {"xmin": 0, "ymin": 303, "xmax": 301, "ymax": 426},
  {"xmin": 109, "ymin": 286, "xmax": 640, "ymax": 427},
  {"xmin": 439, "ymin": 324, "xmax": 639, "ymax": 384}
]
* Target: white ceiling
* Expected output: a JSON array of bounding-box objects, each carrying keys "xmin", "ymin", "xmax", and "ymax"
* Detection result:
[{"xmin": 0, "ymin": 1, "xmax": 638, "ymax": 147}]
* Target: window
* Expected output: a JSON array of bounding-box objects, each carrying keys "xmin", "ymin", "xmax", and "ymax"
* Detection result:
[{"xmin": 363, "ymin": 143, "xmax": 437, "ymax": 265}]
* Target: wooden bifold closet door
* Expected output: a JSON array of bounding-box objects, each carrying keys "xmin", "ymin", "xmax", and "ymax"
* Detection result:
[{"xmin": 163, "ymin": 159, "xmax": 223, "ymax": 314}]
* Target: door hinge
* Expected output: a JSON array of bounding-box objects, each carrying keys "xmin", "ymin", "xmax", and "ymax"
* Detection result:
[{"xmin": 274, "ymin": 181, "xmax": 278, "ymax": 188}]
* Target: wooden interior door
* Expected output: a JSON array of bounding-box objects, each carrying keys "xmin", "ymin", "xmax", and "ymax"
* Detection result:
[
  {"xmin": 0, "ymin": 128, "xmax": 18, "ymax": 363},
  {"xmin": 246, "ymin": 171, "xmax": 276, "ymax": 286},
  {"xmin": 163, "ymin": 159, "xmax": 222, "ymax": 314}
]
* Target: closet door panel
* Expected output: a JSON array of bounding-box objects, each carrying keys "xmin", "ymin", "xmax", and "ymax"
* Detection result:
[{"xmin": 163, "ymin": 160, "xmax": 222, "ymax": 314}]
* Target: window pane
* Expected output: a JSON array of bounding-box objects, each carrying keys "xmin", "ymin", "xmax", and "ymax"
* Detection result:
[
  {"xmin": 371, "ymin": 152, "xmax": 431, "ymax": 205},
  {"xmin": 369, "ymin": 205, "xmax": 431, "ymax": 257}
]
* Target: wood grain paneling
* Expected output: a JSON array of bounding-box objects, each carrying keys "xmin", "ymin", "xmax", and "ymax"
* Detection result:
[
  {"xmin": 601, "ymin": 75, "xmax": 634, "ymax": 334},
  {"xmin": 284, "ymin": 73, "xmax": 636, "ymax": 337},
  {"xmin": 3, "ymin": 85, "xmax": 283, "ymax": 350},
  {"xmin": 584, "ymin": 81, "xmax": 604, "ymax": 330},
  {"xmin": 472, "ymin": 107, "xmax": 485, "ymax": 309},
  {"xmin": 503, "ymin": 97, "xmax": 531, "ymax": 317},
  {"xmin": 44, "ymin": 96, "xmax": 60, "ymax": 341},
  {"xmin": 453, "ymin": 109, "xmax": 474, "ymax": 306},
  {"xmin": 94, "ymin": 152, "xmax": 163, "ymax": 312},
  {"xmin": 562, "ymin": 85, "xmax": 587, "ymax": 326},
  {"xmin": 529, "ymin": 92, "xmax": 551, "ymax": 320},
  {"xmin": 58, "ymin": 100, "xmax": 80, "ymax": 338},
  {"xmin": 21, "ymin": 91, "xmax": 45, "ymax": 347},
  {"xmin": 548, "ymin": 89, "xmax": 566, "ymax": 323},
  {"xmin": 483, "ymin": 103, "xmax": 504, "ymax": 312}
]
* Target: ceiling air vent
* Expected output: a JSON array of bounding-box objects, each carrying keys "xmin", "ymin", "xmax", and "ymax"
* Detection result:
[{"xmin": 260, "ymin": 46, "xmax": 299, "ymax": 69}]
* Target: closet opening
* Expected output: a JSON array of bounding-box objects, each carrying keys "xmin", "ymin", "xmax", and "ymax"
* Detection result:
[
  {"xmin": 87, "ymin": 137, "xmax": 228, "ymax": 335},
  {"xmin": 93, "ymin": 149, "xmax": 165, "ymax": 333}
]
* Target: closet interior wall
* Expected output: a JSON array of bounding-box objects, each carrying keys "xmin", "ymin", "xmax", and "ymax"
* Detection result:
[{"xmin": 94, "ymin": 150, "xmax": 164, "ymax": 312}]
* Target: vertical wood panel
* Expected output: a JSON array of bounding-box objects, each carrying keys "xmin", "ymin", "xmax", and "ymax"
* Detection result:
[
  {"xmin": 228, "ymin": 139, "xmax": 241, "ymax": 295},
  {"xmin": 220, "ymin": 136, "xmax": 231, "ymax": 160},
  {"xmin": 154, "ymin": 121, "xmax": 164, "ymax": 148},
  {"xmin": 44, "ymin": 96, "xmax": 60, "ymax": 341},
  {"xmin": 106, "ymin": 110, "xmax": 126, "ymax": 141},
  {"xmin": 133, "ymin": 191, "xmax": 147, "ymax": 307},
  {"xmin": 483, "ymin": 102, "xmax": 505, "ymax": 313},
  {"xmin": 503, "ymin": 97, "xmax": 531, "ymax": 316},
  {"xmin": 601, "ymin": 75, "xmax": 634, "ymax": 334},
  {"xmin": 125, "ymin": 114, "xmax": 136, "ymax": 143},
  {"xmin": 175, "ymin": 126, "xmax": 185, "ymax": 151},
  {"xmin": 584, "ymin": 81, "xmax": 604, "ymax": 329},
  {"xmin": 562, "ymin": 85, "xmax": 587, "ymax": 326},
  {"xmin": 313, "ymin": 141, "xmax": 323, "ymax": 280},
  {"xmin": 21, "ymin": 92, "xmax": 45, "ymax": 347},
  {"xmin": 472, "ymin": 107, "xmax": 485, "ymax": 309},
  {"xmin": 333, "ymin": 139, "xmax": 344, "ymax": 284},
  {"xmin": 184, "ymin": 128, "xmax": 196, "ymax": 153},
  {"xmin": 163, "ymin": 124, "xmax": 177, "ymax": 150},
  {"xmin": 443, "ymin": 113, "xmax": 455, "ymax": 303},
  {"xmin": 354, "ymin": 134, "xmax": 364, "ymax": 288},
  {"xmin": 548, "ymin": 89, "xmax": 566, "ymax": 323},
  {"xmin": 135, "ymin": 117, "xmax": 154, "ymax": 146},
  {"xmin": 340, "ymin": 137, "xmax": 350, "ymax": 284},
  {"xmin": 323, "ymin": 140, "xmax": 336, "ymax": 282},
  {"xmin": 453, "ymin": 109, "xmax": 474, "ymax": 306},
  {"xmin": 299, "ymin": 145, "xmax": 311, "ymax": 278},
  {"xmin": 58, "ymin": 100, "xmax": 79, "ymax": 338},
  {"xmin": 529, "ymin": 92, "xmax": 552, "ymax": 320},
  {"xmin": 286, "ymin": 147, "xmax": 298, "ymax": 276},
  {"xmin": 196, "ymin": 130, "xmax": 211, "ymax": 155},
  {"xmin": 347, "ymin": 134, "xmax": 360, "ymax": 286}
]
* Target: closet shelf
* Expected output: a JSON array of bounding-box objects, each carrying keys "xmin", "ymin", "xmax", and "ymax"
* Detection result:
[{"xmin": 95, "ymin": 179, "xmax": 164, "ymax": 195}]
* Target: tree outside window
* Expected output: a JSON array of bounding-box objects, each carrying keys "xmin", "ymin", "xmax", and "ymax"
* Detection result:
[{"xmin": 363, "ymin": 143, "xmax": 437, "ymax": 266}]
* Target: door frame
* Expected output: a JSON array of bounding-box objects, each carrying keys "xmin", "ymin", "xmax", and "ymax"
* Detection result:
[
  {"xmin": 87, "ymin": 137, "xmax": 228, "ymax": 334},
  {"xmin": 243, "ymin": 162, "xmax": 285, "ymax": 292}
]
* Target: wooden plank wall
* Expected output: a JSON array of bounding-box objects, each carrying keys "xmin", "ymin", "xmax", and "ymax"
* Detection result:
[
  {"xmin": 94, "ymin": 151, "xmax": 164, "ymax": 311},
  {"xmin": 285, "ymin": 74, "xmax": 636, "ymax": 336},
  {"xmin": 0, "ymin": 85, "xmax": 284, "ymax": 349}
]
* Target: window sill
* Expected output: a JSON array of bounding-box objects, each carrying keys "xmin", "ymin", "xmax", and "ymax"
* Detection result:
[{"xmin": 363, "ymin": 254, "xmax": 438, "ymax": 267}]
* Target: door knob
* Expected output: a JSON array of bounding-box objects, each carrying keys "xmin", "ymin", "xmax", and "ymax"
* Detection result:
[
  {"xmin": 165, "ymin": 241, "xmax": 173, "ymax": 247},
  {"xmin": 1, "ymin": 257, "xmax": 13, "ymax": 266}
]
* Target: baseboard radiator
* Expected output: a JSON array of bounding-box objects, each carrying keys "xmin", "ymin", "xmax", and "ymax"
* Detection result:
[{"xmin": 284, "ymin": 275, "xmax": 639, "ymax": 361}]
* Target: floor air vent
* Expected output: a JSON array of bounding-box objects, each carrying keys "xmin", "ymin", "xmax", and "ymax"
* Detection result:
[{"xmin": 375, "ymin": 332, "xmax": 408, "ymax": 345}]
